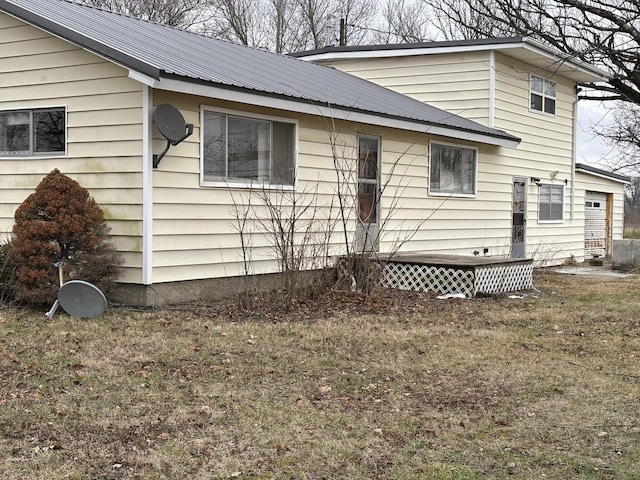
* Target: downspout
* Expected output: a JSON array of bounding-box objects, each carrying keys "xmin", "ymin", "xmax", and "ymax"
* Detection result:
[
  {"xmin": 489, "ymin": 50, "xmax": 496, "ymax": 128},
  {"xmin": 571, "ymin": 85, "xmax": 578, "ymax": 220},
  {"xmin": 142, "ymin": 85, "xmax": 154, "ymax": 285}
]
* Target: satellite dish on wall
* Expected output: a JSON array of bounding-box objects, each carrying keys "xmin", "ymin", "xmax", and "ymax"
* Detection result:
[{"xmin": 153, "ymin": 104, "xmax": 194, "ymax": 168}]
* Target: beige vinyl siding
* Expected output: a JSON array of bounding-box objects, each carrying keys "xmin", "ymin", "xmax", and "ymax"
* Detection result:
[
  {"xmin": 322, "ymin": 53, "xmax": 492, "ymax": 123},
  {"xmin": 149, "ymin": 87, "xmax": 525, "ymax": 284},
  {"xmin": 0, "ymin": 13, "xmax": 144, "ymax": 283},
  {"xmin": 150, "ymin": 94, "xmax": 348, "ymax": 283},
  {"xmin": 316, "ymin": 49, "xmax": 593, "ymax": 264},
  {"xmin": 492, "ymin": 52, "xmax": 580, "ymax": 262}
]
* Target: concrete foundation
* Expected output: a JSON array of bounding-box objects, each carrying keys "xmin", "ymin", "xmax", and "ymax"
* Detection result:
[{"xmin": 109, "ymin": 269, "xmax": 335, "ymax": 307}]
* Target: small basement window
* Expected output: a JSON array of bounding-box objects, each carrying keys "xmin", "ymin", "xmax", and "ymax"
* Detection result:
[
  {"xmin": 530, "ymin": 75, "xmax": 556, "ymax": 115},
  {"xmin": 0, "ymin": 108, "xmax": 66, "ymax": 156}
]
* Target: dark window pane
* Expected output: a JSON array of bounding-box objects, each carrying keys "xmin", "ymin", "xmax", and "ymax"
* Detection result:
[
  {"xmin": 272, "ymin": 121, "xmax": 295, "ymax": 185},
  {"xmin": 358, "ymin": 183, "xmax": 377, "ymax": 223},
  {"xmin": 228, "ymin": 116, "xmax": 269, "ymax": 181},
  {"xmin": 0, "ymin": 111, "xmax": 30, "ymax": 154},
  {"xmin": 530, "ymin": 93, "xmax": 543, "ymax": 111},
  {"xmin": 430, "ymin": 143, "xmax": 475, "ymax": 194},
  {"xmin": 358, "ymin": 136, "xmax": 378, "ymax": 179},
  {"xmin": 203, "ymin": 112, "xmax": 226, "ymax": 180},
  {"xmin": 34, "ymin": 109, "xmax": 65, "ymax": 153},
  {"xmin": 544, "ymin": 98, "xmax": 556, "ymax": 115}
]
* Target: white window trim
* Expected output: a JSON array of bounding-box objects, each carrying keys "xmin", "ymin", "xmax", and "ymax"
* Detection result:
[
  {"xmin": 537, "ymin": 182, "xmax": 564, "ymax": 223},
  {"xmin": 0, "ymin": 106, "xmax": 68, "ymax": 159},
  {"xmin": 529, "ymin": 74, "xmax": 556, "ymax": 117},
  {"xmin": 428, "ymin": 140, "xmax": 478, "ymax": 198},
  {"xmin": 200, "ymin": 105, "xmax": 298, "ymax": 189}
]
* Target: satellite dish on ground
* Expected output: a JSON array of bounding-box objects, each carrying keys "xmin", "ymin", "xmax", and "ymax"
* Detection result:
[
  {"xmin": 153, "ymin": 104, "xmax": 194, "ymax": 168},
  {"xmin": 45, "ymin": 280, "xmax": 107, "ymax": 319},
  {"xmin": 58, "ymin": 280, "xmax": 107, "ymax": 318}
]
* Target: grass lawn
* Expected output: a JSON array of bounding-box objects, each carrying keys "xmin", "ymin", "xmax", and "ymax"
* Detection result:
[{"xmin": 1, "ymin": 271, "xmax": 639, "ymax": 479}]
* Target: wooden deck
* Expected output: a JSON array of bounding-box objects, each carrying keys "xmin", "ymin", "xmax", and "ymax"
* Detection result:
[
  {"xmin": 381, "ymin": 253, "xmax": 533, "ymax": 297},
  {"xmin": 387, "ymin": 253, "xmax": 532, "ymax": 268}
]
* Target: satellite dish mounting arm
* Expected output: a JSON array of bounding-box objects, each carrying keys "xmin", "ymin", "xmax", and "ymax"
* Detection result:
[
  {"xmin": 152, "ymin": 104, "xmax": 194, "ymax": 168},
  {"xmin": 153, "ymin": 124, "xmax": 193, "ymax": 168}
]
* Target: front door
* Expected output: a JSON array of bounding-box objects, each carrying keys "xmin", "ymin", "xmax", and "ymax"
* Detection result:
[
  {"xmin": 512, "ymin": 177, "xmax": 527, "ymax": 258},
  {"xmin": 356, "ymin": 134, "xmax": 380, "ymax": 252}
]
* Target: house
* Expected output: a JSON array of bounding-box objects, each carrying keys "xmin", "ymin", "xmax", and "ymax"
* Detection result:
[
  {"xmin": 292, "ymin": 38, "xmax": 630, "ymax": 261},
  {"xmin": 0, "ymin": 0, "xmax": 529, "ymax": 304}
]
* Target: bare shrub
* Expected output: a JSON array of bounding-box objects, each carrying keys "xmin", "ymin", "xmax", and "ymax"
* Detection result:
[{"xmin": 0, "ymin": 238, "xmax": 14, "ymax": 304}]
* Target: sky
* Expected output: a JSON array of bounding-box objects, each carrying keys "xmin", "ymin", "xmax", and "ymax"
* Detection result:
[{"xmin": 575, "ymin": 101, "xmax": 619, "ymax": 170}]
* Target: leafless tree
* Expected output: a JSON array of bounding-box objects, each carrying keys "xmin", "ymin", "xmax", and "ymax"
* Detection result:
[
  {"xmin": 381, "ymin": 0, "xmax": 433, "ymax": 43},
  {"xmin": 295, "ymin": 0, "xmax": 335, "ymax": 49},
  {"xmin": 624, "ymin": 176, "xmax": 640, "ymax": 229},
  {"xmin": 269, "ymin": 0, "xmax": 306, "ymax": 53}
]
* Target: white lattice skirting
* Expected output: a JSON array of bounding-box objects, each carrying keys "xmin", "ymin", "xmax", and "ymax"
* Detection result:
[{"xmin": 383, "ymin": 262, "xmax": 533, "ymax": 297}]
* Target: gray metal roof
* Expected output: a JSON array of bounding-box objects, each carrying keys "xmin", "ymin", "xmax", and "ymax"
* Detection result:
[
  {"xmin": 0, "ymin": 0, "xmax": 520, "ymax": 145},
  {"xmin": 576, "ymin": 163, "xmax": 630, "ymax": 184}
]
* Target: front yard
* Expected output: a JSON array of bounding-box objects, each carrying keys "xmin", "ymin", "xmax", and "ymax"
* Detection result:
[{"xmin": 1, "ymin": 271, "xmax": 639, "ymax": 479}]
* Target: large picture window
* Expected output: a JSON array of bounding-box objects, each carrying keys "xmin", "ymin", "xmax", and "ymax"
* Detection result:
[
  {"xmin": 0, "ymin": 108, "xmax": 65, "ymax": 156},
  {"xmin": 530, "ymin": 75, "xmax": 556, "ymax": 115},
  {"xmin": 539, "ymin": 184, "xmax": 564, "ymax": 222},
  {"xmin": 202, "ymin": 109, "xmax": 296, "ymax": 186},
  {"xmin": 429, "ymin": 142, "xmax": 477, "ymax": 195}
]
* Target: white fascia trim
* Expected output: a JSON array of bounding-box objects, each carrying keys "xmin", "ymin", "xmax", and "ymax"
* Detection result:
[
  {"xmin": 489, "ymin": 50, "xmax": 496, "ymax": 129},
  {"xmin": 142, "ymin": 85, "xmax": 154, "ymax": 285},
  {"xmin": 129, "ymin": 70, "xmax": 157, "ymax": 86},
  {"xmin": 518, "ymin": 40, "xmax": 607, "ymax": 81},
  {"xmin": 147, "ymin": 77, "xmax": 519, "ymax": 148},
  {"xmin": 298, "ymin": 43, "xmax": 516, "ymax": 62}
]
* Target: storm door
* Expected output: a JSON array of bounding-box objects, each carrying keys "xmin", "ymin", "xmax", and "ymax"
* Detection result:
[
  {"xmin": 512, "ymin": 177, "xmax": 527, "ymax": 258},
  {"xmin": 356, "ymin": 134, "xmax": 381, "ymax": 252}
]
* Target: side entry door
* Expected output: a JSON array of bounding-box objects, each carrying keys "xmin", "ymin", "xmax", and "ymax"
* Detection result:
[{"xmin": 512, "ymin": 177, "xmax": 527, "ymax": 258}]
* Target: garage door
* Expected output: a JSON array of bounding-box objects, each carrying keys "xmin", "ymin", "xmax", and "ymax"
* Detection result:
[{"xmin": 585, "ymin": 191, "xmax": 607, "ymax": 258}]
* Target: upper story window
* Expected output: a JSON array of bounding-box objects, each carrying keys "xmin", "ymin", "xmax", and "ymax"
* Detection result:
[
  {"xmin": 201, "ymin": 107, "xmax": 296, "ymax": 187},
  {"xmin": 539, "ymin": 184, "xmax": 564, "ymax": 222},
  {"xmin": 0, "ymin": 108, "xmax": 66, "ymax": 157},
  {"xmin": 530, "ymin": 75, "xmax": 556, "ymax": 115},
  {"xmin": 429, "ymin": 142, "xmax": 477, "ymax": 196}
]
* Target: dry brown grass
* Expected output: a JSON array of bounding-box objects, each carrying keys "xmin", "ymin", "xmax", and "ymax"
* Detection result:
[{"xmin": 1, "ymin": 271, "xmax": 640, "ymax": 479}]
